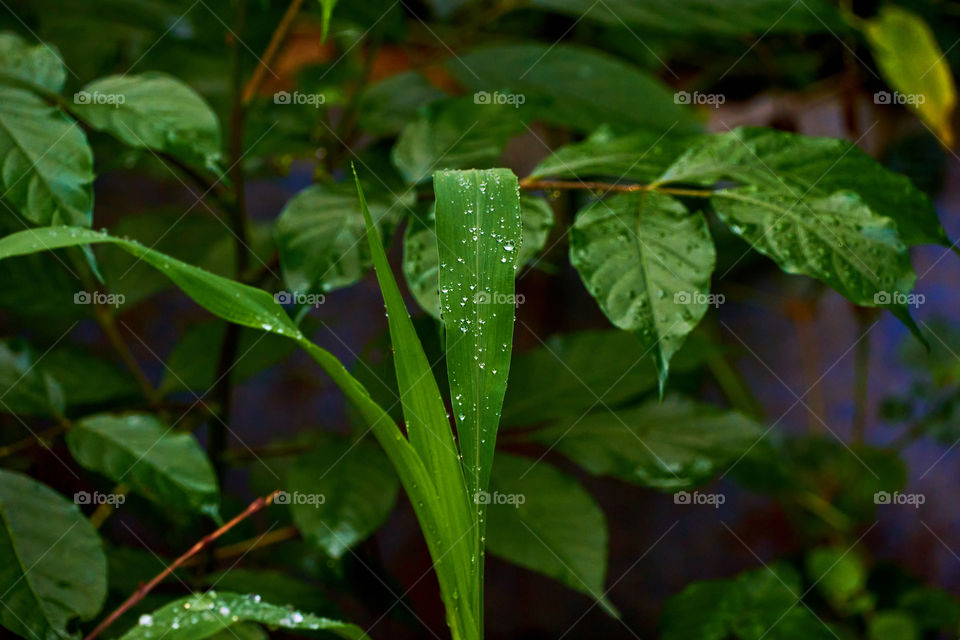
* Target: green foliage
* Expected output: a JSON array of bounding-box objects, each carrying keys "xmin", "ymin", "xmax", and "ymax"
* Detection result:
[{"xmin": 0, "ymin": 469, "xmax": 107, "ymax": 640}]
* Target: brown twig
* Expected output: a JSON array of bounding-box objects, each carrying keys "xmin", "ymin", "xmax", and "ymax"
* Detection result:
[
  {"xmin": 180, "ymin": 524, "xmax": 300, "ymax": 567},
  {"xmin": 242, "ymin": 0, "xmax": 305, "ymax": 105},
  {"xmin": 518, "ymin": 178, "xmax": 714, "ymax": 198},
  {"xmin": 83, "ymin": 490, "xmax": 281, "ymax": 640}
]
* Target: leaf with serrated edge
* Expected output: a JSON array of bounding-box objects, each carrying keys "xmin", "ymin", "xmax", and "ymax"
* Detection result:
[{"xmin": 569, "ymin": 191, "xmax": 715, "ymax": 392}]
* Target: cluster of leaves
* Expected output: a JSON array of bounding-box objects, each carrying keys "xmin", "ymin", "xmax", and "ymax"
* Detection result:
[{"xmin": 0, "ymin": 1, "xmax": 958, "ymax": 639}]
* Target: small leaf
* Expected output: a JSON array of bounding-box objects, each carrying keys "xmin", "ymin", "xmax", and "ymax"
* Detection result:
[
  {"xmin": 867, "ymin": 611, "xmax": 917, "ymax": 640},
  {"xmin": 116, "ymin": 591, "xmax": 368, "ymax": 640},
  {"xmin": 569, "ymin": 191, "xmax": 715, "ymax": 391},
  {"xmin": 392, "ymin": 97, "xmax": 525, "ymax": 184},
  {"xmin": 274, "ymin": 181, "xmax": 410, "ymax": 294},
  {"xmin": 0, "ymin": 469, "xmax": 107, "ymax": 640},
  {"xmin": 486, "ymin": 454, "xmax": 617, "ymax": 616},
  {"xmin": 404, "ymin": 194, "xmax": 552, "ymax": 318},
  {"xmin": 533, "ymin": 395, "xmax": 763, "ymax": 490},
  {"xmin": 73, "ymin": 72, "xmax": 222, "ymax": 171},
  {"xmin": 865, "ymin": 6, "xmax": 957, "ymax": 148},
  {"xmin": 66, "ymin": 413, "xmax": 220, "ymax": 520},
  {"xmin": 285, "ymin": 434, "xmax": 399, "ymax": 559},
  {"xmin": 0, "ymin": 337, "xmax": 64, "ymax": 417},
  {"xmin": 0, "ymin": 86, "xmax": 94, "ymax": 226},
  {"xmin": 0, "ymin": 32, "xmax": 66, "ymax": 92},
  {"xmin": 435, "ymin": 168, "xmax": 522, "ymax": 500},
  {"xmin": 805, "ymin": 547, "xmax": 870, "ymax": 614},
  {"xmin": 320, "ymin": 0, "xmax": 338, "ymax": 41}
]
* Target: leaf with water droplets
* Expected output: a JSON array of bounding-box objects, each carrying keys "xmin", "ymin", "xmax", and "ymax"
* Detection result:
[
  {"xmin": 404, "ymin": 194, "xmax": 552, "ymax": 318},
  {"xmin": 116, "ymin": 591, "xmax": 368, "ymax": 640},
  {"xmin": 569, "ymin": 191, "xmax": 715, "ymax": 393},
  {"xmin": 434, "ymin": 168, "xmax": 522, "ymax": 501}
]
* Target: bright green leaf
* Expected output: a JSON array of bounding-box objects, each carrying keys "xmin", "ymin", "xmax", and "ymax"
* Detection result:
[
  {"xmin": 0, "ymin": 32, "xmax": 66, "ymax": 93},
  {"xmin": 0, "ymin": 469, "xmax": 107, "ymax": 640},
  {"xmin": 73, "ymin": 72, "xmax": 222, "ymax": 171},
  {"xmin": 0, "ymin": 86, "xmax": 94, "ymax": 226},
  {"xmin": 865, "ymin": 6, "xmax": 957, "ymax": 148},
  {"xmin": 117, "ymin": 591, "xmax": 368, "ymax": 640},
  {"xmin": 66, "ymin": 413, "xmax": 220, "ymax": 520},
  {"xmin": 285, "ymin": 434, "xmax": 399, "ymax": 559},
  {"xmin": 569, "ymin": 191, "xmax": 715, "ymax": 391},
  {"xmin": 805, "ymin": 547, "xmax": 869, "ymax": 614},
  {"xmin": 486, "ymin": 453, "xmax": 617, "ymax": 615},
  {"xmin": 867, "ymin": 610, "xmax": 917, "ymax": 640},
  {"xmin": 532, "ymin": 395, "xmax": 763, "ymax": 490}
]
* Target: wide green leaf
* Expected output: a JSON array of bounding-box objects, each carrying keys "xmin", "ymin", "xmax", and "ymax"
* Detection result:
[
  {"xmin": 569, "ymin": 191, "xmax": 715, "ymax": 391},
  {"xmin": 73, "ymin": 72, "xmax": 222, "ymax": 171},
  {"xmin": 0, "ymin": 86, "xmax": 94, "ymax": 226},
  {"xmin": 0, "ymin": 469, "xmax": 107, "ymax": 640},
  {"xmin": 392, "ymin": 97, "xmax": 525, "ymax": 184},
  {"xmin": 285, "ymin": 433, "xmax": 399, "ymax": 559},
  {"xmin": 66, "ymin": 413, "xmax": 220, "ymax": 520},
  {"xmin": 528, "ymin": 125, "xmax": 702, "ymax": 183},
  {"xmin": 448, "ymin": 44, "xmax": 700, "ymax": 134},
  {"xmin": 529, "ymin": 0, "xmax": 844, "ymax": 36},
  {"xmin": 532, "ymin": 395, "xmax": 763, "ymax": 490},
  {"xmin": 274, "ymin": 181, "xmax": 410, "ymax": 294},
  {"xmin": 404, "ymin": 194, "xmax": 552, "ymax": 318},
  {"xmin": 117, "ymin": 591, "xmax": 367, "ymax": 640},
  {"xmin": 865, "ymin": 6, "xmax": 957, "ymax": 148},
  {"xmin": 358, "ymin": 71, "xmax": 446, "ymax": 137},
  {"xmin": 0, "ymin": 32, "xmax": 66, "ymax": 93},
  {"xmin": 485, "ymin": 454, "xmax": 616, "ymax": 615},
  {"xmin": 0, "ymin": 337, "xmax": 65, "ymax": 417},
  {"xmin": 659, "ymin": 127, "xmax": 947, "ymax": 246},
  {"xmin": 435, "ymin": 168, "xmax": 521, "ymax": 502}
]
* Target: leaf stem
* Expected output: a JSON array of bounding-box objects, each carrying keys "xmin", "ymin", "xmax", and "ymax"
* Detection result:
[
  {"xmin": 518, "ymin": 178, "xmax": 714, "ymax": 198},
  {"xmin": 82, "ymin": 490, "xmax": 281, "ymax": 640}
]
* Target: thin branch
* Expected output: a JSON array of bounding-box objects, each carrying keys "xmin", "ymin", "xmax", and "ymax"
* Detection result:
[
  {"xmin": 180, "ymin": 524, "xmax": 300, "ymax": 567},
  {"xmin": 242, "ymin": 0, "xmax": 305, "ymax": 105},
  {"xmin": 518, "ymin": 178, "xmax": 715, "ymax": 198},
  {"xmin": 83, "ymin": 490, "xmax": 281, "ymax": 640}
]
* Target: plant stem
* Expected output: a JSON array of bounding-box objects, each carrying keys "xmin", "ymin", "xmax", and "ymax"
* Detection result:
[
  {"xmin": 242, "ymin": 0, "xmax": 304, "ymax": 105},
  {"xmin": 852, "ymin": 306, "xmax": 877, "ymax": 443},
  {"xmin": 518, "ymin": 177, "xmax": 715, "ymax": 198},
  {"xmin": 83, "ymin": 490, "xmax": 281, "ymax": 640}
]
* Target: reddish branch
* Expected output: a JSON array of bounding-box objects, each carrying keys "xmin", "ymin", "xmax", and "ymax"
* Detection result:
[
  {"xmin": 518, "ymin": 178, "xmax": 713, "ymax": 198},
  {"xmin": 242, "ymin": 0, "xmax": 305, "ymax": 104},
  {"xmin": 84, "ymin": 490, "xmax": 282, "ymax": 640}
]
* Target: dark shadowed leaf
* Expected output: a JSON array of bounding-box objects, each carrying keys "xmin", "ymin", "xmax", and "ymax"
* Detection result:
[{"xmin": 0, "ymin": 337, "xmax": 64, "ymax": 417}]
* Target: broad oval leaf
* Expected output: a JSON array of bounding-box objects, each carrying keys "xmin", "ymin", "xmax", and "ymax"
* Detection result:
[
  {"xmin": 435, "ymin": 168, "xmax": 522, "ymax": 499},
  {"xmin": 532, "ymin": 395, "xmax": 764, "ymax": 490},
  {"xmin": 73, "ymin": 72, "xmax": 222, "ymax": 171},
  {"xmin": 569, "ymin": 191, "xmax": 715, "ymax": 391},
  {"xmin": 659, "ymin": 127, "xmax": 947, "ymax": 246},
  {"xmin": 448, "ymin": 44, "xmax": 700, "ymax": 134},
  {"xmin": 0, "ymin": 469, "xmax": 107, "ymax": 640},
  {"xmin": 404, "ymin": 194, "xmax": 553, "ymax": 318},
  {"xmin": 358, "ymin": 71, "xmax": 446, "ymax": 137},
  {"xmin": 0, "ymin": 337, "xmax": 64, "ymax": 417},
  {"xmin": 865, "ymin": 6, "xmax": 957, "ymax": 148},
  {"xmin": 285, "ymin": 434, "xmax": 399, "ymax": 559},
  {"xmin": 0, "ymin": 86, "xmax": 94, "ymax": 226},
  {"xmin": 0, "ymin": 32, "xmax": 66, "ymax": 93},
  {"xmin": 117, "ymin": 591, "xmax": 368, "ymax": 640},
  {"xmin": 486, "ymin": 454, "xmax": 616, "ymax": 616},
  {"xmin": 274, "ymin": 181, "xmax": 410, "ymax": 295},
  {"xmin": 711, "ymin": 188, "xmax": 915, "ymax": 308},
  {"xmin": 66, "ymin": 412, "xmax": 220, "ymax": 520}
]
